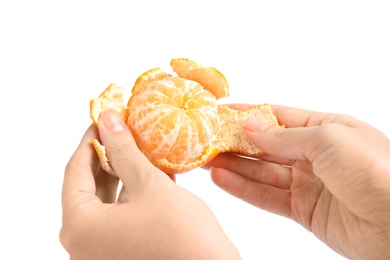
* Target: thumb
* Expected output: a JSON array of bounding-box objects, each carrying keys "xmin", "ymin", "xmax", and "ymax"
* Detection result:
[
  {"xmin": 244, "ymin": 117, "xmax": 318, "ymax": 161},
  {"xmin": 98, "ymin": 109, "xmax": 160, "ymax": 191}
]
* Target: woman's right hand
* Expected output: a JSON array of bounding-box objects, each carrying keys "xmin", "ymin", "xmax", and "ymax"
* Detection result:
[{"xmin": 206, "ymin": 105, "xmax": 390, "ymax": 259}]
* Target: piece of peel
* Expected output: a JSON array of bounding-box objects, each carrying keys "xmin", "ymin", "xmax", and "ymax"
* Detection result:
[
  {"xmin": 215, "ymin": 105, "xmax": 280, "ymax": 155},
  {"xmin": 90, "ymin": 83, "xmax": 126, "ymax": 176},
  {"xmin": 92, "ymin": 139, "xmax": 116, "ymax": 176},
  {"xmin": 170, "ymin": 58, "xmax": 229, "ymax": 99},
  {"xmin": 90, "ymin": 83, "xmax": 125, "ymax": 125}
]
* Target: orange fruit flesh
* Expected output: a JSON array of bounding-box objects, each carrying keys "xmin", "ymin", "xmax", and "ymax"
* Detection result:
[
  {"xmin": 90, "ymin": 58, "xmax": 281, "ymax": 175},
  {"xmin": 126, "ymin": 76, "xmax": 220, "ymax": 166}
]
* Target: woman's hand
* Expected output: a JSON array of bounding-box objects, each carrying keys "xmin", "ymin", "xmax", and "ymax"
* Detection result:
[
  {"xmin": 60, "ymin": 109, "xmax": 240, "ymax": 260},
  {"xmin": 205, "ymin": 105, "xmax": 390, "ymax": 260}
]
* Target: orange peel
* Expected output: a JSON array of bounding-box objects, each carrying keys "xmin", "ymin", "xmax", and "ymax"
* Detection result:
[
  {"xmin": 90, "ymin": 58, "xmax": 281, "ymax": 175},
  {"xmin": 170, "ymin": 58, "xmax": 229, "ymax": 99}
]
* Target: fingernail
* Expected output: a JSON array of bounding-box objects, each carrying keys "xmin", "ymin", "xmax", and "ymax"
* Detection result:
[
  {"xmin": 244, "ymin": 117, "xmax": 270, "ymax": 132},
  {"xmin": 100, "ymin": 109, "xmax": 126, "ymax": 132}
]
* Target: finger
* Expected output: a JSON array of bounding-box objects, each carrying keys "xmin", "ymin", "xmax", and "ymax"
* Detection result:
[
  {"xmin": 98, "ymin": 109, "xmax": 163, "ymax": 193},
  {"xmin": 221, "ymin": 152, "xmax": 294, "ymax": 168},
  {"xmin": 244, "ymin": 116, "xmax": 362, "ymax": 163},
  {"xmin": 224, "ymin": 103, "xmax": 362, "ymax": 128},
  {"xmin": 62, "ymin": 124, "xmax": 101, "ymax": 211},
  {"xmin": 116, "ymin": 174, "xmax": 174, "ymax": 203},
  {"xmin": 257, "ymin": 153, "xmax": 293, "ymax": 167},
  {"xmin": 205, "ymin": 153, "xmax": 292, "ymax": 190},
  {"xmin": 224, "ymin": 103, "xmax": 338, "ymax": 127},
  {"xmin": 94, "ymin": 164, "xmax": 120, "ymax": 203},
  {"xmin": 211, "ymin": 167, "xmax": 292, "ymax": 218},
  {"xmin": 244, "ymin": 117, "xmax": 322, "ymax": 161},
  {"xmin": 270, "ymin": 104, "xmax": 363, "ymax": 128}
]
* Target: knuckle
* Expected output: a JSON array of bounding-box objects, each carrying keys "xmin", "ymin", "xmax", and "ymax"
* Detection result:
[
  {"xmin": 269, "ymin": 127, "xmax": 285, "ymax": 144},
  {"xmin": 316, "ymin": 123, "xmax": 345, "ymax": 142},
  {"xmin": 251, "ymin": 162, "xmax": 265, "ymax": 182},
  {"xmin": 307, "ymin": 123, "xmax": 347, "ymax": 161},
  {"xmin": 106, "ymin": 139, "xmax": 138, "ymax": 160},
  {"xmin": 254, "ymin": 187, "xmax": 271, "ymax": 210}
]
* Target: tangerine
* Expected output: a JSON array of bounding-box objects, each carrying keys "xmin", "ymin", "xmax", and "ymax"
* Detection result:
[{"xmin": 90, "ymin": 58, "xmax": 281, "ymax": 175}]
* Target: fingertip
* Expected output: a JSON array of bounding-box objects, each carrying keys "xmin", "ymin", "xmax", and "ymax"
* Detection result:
[
  {"xmin": 99, "ymin": 109, "xmax": 127, "ymax": 132},
  {"xmin": 208, "ymin": 167, "xmax": 224, "ymax": 186},
  {"xmin": 244, "ymin": 117, "xmax": 270, "ymax": 151},
  {"xmin": 209, "ymin": 167, "xmax": 238, "ymax": 196},
  {"xmin": 207, "ymin": 166, "xmax": 214, "ymax": 178}
]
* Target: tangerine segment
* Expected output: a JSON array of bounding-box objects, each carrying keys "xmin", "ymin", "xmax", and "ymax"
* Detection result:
[
  {"xmin": 127, "ymin": 76, "xmax": 220, "ymax": 166},
  {"xmin": 154, "ymin": 146, "xmax": 221, "ymax": 174},
  {"xmin": 130, "ymin": 68, "xmax": 170, "ymax": 97},
  {"xmin": 170, "ymin": 58, "xmax": 229, "ymax": 99}
]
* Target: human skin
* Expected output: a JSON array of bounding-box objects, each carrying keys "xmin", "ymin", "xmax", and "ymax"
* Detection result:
[
  {"xmin": 205, "ymin": 104, "xmax": 390, "ymax": 260},
  {"xmin": 60, "ymin": 109, "xmax": 241, "ymax": 260}
]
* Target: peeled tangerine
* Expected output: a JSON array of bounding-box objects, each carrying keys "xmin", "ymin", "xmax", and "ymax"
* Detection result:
[{"xmin": 90, "ymin": 58, "xmax": 281, "ymax": 175}]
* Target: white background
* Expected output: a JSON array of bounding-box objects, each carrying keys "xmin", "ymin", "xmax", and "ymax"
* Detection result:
[{"xmin": 1, "ymin": 1, "xmax": 389, "ymax": 259}]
